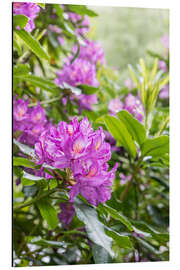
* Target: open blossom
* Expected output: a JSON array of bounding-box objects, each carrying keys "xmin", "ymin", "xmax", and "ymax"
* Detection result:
[
  {"xmin": 78, "ymin": 94, "xmax": 98, "ymax": 111},
  {"xmin": 120, "ymin": 173, "xmax": 131, "ymax": 185},
  {"xmin": 108, "ymin": 94, "xmax": 144, "ymax": 122},
  {"xmin": 58, "ymin": 202, "xmax": 75, "ymax": 227},
  {"xmin": 124, "ymin": 77, "xmax": 136, "ymax": 90},
  {"xmin": 55, "ymin": 58, "xmax": 99, "ymax": 87},
  {"xmin": 54, "ymin": 58, "xmax": 99, "ymax": 111},
  {"xmin": 124, "ymin": 94, "xmax": 144, "ymax": 122},
  {"xmin": 13, "ymin": 2, "xmax": 40, "ymax": 32},
  {"xmin": 13, "ymin": 97, "xmax": 51, "ymax": 146},
  {"xmin": 108, "ymin": 98, "xmax": 123, "ymax": 115},
  {"xmin": 159, "ymin": 60, "xmax": 168, "ymax": 73},
  {"xmin": 68, "ymin": 12, "xmax": 90, "ymax": 35},
  {"xmin": 35, "ymin": 117, "xmax": 118, "ymax": 206},
  {"xmin": 73, "ymin": 40, "xmax": 106, "ymax": 65},
  {"xmin": 159, "ymin": 84, "xmax": 169, "ymax": 99}
]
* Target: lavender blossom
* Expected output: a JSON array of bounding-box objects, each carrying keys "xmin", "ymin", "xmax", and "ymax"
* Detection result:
[
  {"xmin": 58, "ymin": 202, "xmax": 75, "ymax": 226},
  {"xmin": 55, "ymin": 58, "xmax": 99, "ymax": 88},
  {"xmin": 35, "ymin": 117, "xmax": 118, "ymax": 206},
  {"xmin": 13, "ymin": 97, "xmax": 51, "ymax": 146},
  {"xmin": 13, "ymin": 2, "xmax": 40, "ymax": 32},
  {"xmin": 73, "ymin": 39, "xmax": 106, "ymax": 65}
]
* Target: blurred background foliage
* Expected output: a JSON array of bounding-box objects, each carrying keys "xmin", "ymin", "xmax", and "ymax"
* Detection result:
[{"xmin": 88, "ymin": 7, "xmax": 169, "ymax": 81}]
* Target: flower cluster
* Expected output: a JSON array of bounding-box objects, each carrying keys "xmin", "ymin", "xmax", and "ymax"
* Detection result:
[
  {"xmin": 58, "ymin": 202, "xmax": 75, "ymax": 227},
  {"xmin": 35, "ymin": 117, "xmax": 118, "ymax": 206},
  {"xmin": 55, "ymin": 58, "xmax": 99, "ymax": 111},
  {"xmin": 13, "ymin": 2, "xmax": 40, "ymax": 32},
  {"xmin": 108, "ymin": 94, "xmax": 144, "ymax": 122},
  {"xmin": 13, "ymin": 97, "xmax": 51, "ymax": 146},
  {"xmin": 68, "ymin": 12, "xmax": 90, "ymax": 35},
  {"xmin": 55, "ymin": 58, "xmax": 99, "ymax": 88},
  {"xmin": 73, "ymin": 39, "xmax": 106, "ymax": 65}
]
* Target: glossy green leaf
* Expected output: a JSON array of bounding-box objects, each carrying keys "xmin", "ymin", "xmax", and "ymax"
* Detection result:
[
  {"xmin": 14, "ymin": 29, "xmax": 49, "ymax": 60},
  {"xmin": 68, "ymin": 5, "xmax": 98, "ymax": 17},
  {"xmin": 23, "ymin": 75, "xmax": 60, "ymax": 93},
  {"xmin": 74, "ymin": 198, "xmax": 114, "ymax": 257},
  {"xmin": 53, "ymin": 4, "xmax": 63, "ymax": 17},
  {"xmin": 132, "ymin": 221, "xmax": 169, "ymax": 244},
  {"xmin": 23, "ymin": 184, "xmax": 38, "ymax": 198},
  {"xmin": 37, "ymin": 198, "xmax": 59, "ymax": 230},
  {"xmin": 117, "ymin": 110, "xmax": 146, "ymax": 145},
  {"xmin": 92, "ymin": 243, "xmax": 112, "ymax": 264},
  {"xmin": 38, "ymin": 3, "xmax": 45, "ymax": 9},
  {"xmin": 78, "ymin": 84, "xmax": 99, "ymax": 95},
  {"xmin": 27, "ymin": 236, "xmax": 67, "ymax": 247},
  {"xmin": 22, "ymin": 172, "xmax": 44, "ymax": 181},
  {"xmin": 98, "ymin": 204, "xmax": 133, "ymax": 231},
  {"xmin": 13, "ymin": 15, "xmax": 28, "ymax": 29},
  {"xmin": 105, "ymin": 228, "xmax": 133, "ymax": 249},
  {"xmin": 13, "ymin": 139, "xmax": 35, "ymax": 158},
  {"xmin": 13, "ymin": 157, "xmax": 36, "ymax": 169},
  {"xmin": 98, "ymin": 115, "xmax": 137, "ymax": 158},
  {"xmin": 13, "ymin": 64, "xmax": 30, "ymax": 77},
  {"xmin": 141, "ymin": 136, "xmax": 169, "ymax": 158}
]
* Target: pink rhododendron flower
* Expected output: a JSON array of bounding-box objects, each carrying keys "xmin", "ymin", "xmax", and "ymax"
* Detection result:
[
  {"xmin": 73, "ymin": 39, "xmax": 106, "ymax": 65},
  {"xmin": 35, "ymin": 117, "xmax": 118, "ymax": 206},
  {"xmin": 108, "ymin": 98, "xmax": 123, "ymax": 115},
  {"xmin": 13, "ymin": 2, "xmax": 40, "ymax": 32},
  {"xmin": 159, "ymin": 84, "xmax": 169, "ymax": 99},
  {"xmin": 124, "ymin": 94, "xmax": 144, "ymax": 122},
  {"xmin": 78, "ymin": 93, "xmax": 98, "ymax": 111},
  {"xmin": 124, "ymin": 77, "xmax": 135, "ymax": 89},
  {"xmin": 55, "ymin": 58, "xmax": 99, "ymax": 88},
  {"xmin": 58, "ymin": 202, "xmax": 75, "ymax": 226},
  {"xmin": 120, "ymin": 173, "xmax": 131, "ymax": 185},
  {"xmin": 159, "ymin": 60, "xmax": 168, "ymax": 73},
  {"xmin": 58, "ymin": 36, "xmax": 64, "ymax": 45},
  {"xmin": 68, "ymin": 12, "xmax": 90, "ymax": 35},
  {"xmin": 13, "ymin": 97, "xmax": 51, "ymax": 146}
]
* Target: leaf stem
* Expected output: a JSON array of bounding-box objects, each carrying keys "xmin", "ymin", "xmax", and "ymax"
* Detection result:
[
  {"xmin": 13, "ymin": 187, "xmax": 59, "ymax": 211},
  {"xmin": 28, "ymin": 97, "xmax": 61, "ymax": 107}
]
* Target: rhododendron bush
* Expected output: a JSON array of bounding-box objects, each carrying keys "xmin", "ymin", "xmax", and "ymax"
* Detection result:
[{"xmin": 13, "ymin": 3, "xmax": 169, "ymax": 267}]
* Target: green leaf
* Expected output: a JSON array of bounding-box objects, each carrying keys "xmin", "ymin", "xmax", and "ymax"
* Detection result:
[
  {"xmin": 13, "ymin": 15, "xmax": 28, "ymax": 29},
  {"xmin": 13, "ymin": 139, "xmax": 35, "ymax": 158},
  {"xmin": 38, "ymin": 3, "xmax": 45, "ymax": 9},
  {"xmin": 26, "ymin": 236, "xmax": 66, "ymax": 247},
  {"xmin": 23, "ymin": 75, "xmax": 60, "ymax": 93},
  {"xmin": 37, "ymin": 198, "xmax": 59, "ymax": 230},
  {"xmin": 132, "ymin": 221, "xmax": 169, "ymax": 244},
  {"xmin": 99, "ymin": 204, "xmax": 133, "ymax": 231},
  {"xmin": 14, "ymin": 29, "xmax": 49, "ymax": 60},
  {"xmin": 141, "ymin": 136, "xmax": 169, "ymax": 158},
  {"xmin": 68, "ymin": 5, "xmax": 98, "ymax": 17},
  {"xmin": 13, "ymin": 64, "xmax": 30, "ymax": 77},
  {"xmin": 133, "ymin": 236, "xmax": 160, "ymax": 255},
  {"xmin": 22, "ymin": 171, "xmax": 44, "ymax": 181},
  {"xmin": 105, "ymin": 228, "xmax": 133, "ymax": 249},
  {"xmin": 98, "ymin": 115, "xmax": 136, "ymax": 158},
  {"xmin": 78, "ymin": 84, "xmax": 99, "ymax": 95},
  {"xmin": 74, "ymin": 198, "xmax": 114, "ymax": 257},
  {"xmin": 13, "ymin": 157, "xmax": 36, "ymax": 169},
  {"xmin": 92, "ymin": 243, "xmax": 112, "ymax": 264},
  {"xmin": 117, "ymin": 110, "xmax": 146, "ymax": 146},
  {"xmin": 53, "ymin": 4, "xmax": 63, "ymax": 17},
  {"xmin": 23, "ymin": 184, "xmax": 38, "ymax": 198}
]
